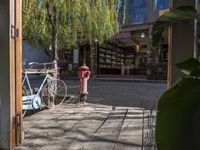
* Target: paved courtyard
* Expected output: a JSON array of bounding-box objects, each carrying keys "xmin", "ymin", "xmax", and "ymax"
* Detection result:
[{"xmin": 15, "ymin": 80, "xmax": 166, "ymax": 150}]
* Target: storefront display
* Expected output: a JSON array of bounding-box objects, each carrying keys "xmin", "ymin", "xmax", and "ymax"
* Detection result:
[
  {"xmin": 98, "ymin": 45, "xmax": 148, "ymax": 75},
  {"xmin": 98, "ymin": 45, "xmax": 125, "ymax": 74}
]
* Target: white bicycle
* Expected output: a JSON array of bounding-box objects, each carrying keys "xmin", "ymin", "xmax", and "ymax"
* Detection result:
[{"xmin": 22, "ymin": 61, "xmax": 67, "ymax": 117}]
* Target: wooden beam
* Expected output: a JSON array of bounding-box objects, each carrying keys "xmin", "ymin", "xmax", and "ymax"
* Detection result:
[
  {"xmin": 168, "ymin": 0, "xmax": 195, "ymax": 87},
  {"xmin": 10, "ymin": 0, "xmax": 16, "ymax": 148},
  {"xmin": 120, "ymin": 24, "xmax": 151, "ymax": 32},
  {"xmin": 15, "ymin": 0, "xmax": 23, "ymax": 145}
]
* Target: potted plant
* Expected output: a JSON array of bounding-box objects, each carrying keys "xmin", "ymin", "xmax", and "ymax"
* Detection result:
[{"xmin": 152, "ymin": 6, "xmax": 200, "ymax": 149}]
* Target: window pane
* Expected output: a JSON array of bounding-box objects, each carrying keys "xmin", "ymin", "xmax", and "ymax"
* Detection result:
[
  {"xmin": 127, "ymin": 0, "xmax": 147, "ymax": 24},
  {"xmin": 154, "ymin": 0, "xmax": 169, "ymax": 11}
]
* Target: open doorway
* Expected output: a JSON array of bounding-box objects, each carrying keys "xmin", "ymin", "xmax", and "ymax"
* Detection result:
[{"xmin": 17, "ymin": 2, "xmax": 166, "ymax": 150}]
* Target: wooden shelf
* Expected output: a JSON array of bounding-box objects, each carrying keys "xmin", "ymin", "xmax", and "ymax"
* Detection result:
[{"xmin": 98, "ymin": 45, "xmax": 125, "ymax": 72}]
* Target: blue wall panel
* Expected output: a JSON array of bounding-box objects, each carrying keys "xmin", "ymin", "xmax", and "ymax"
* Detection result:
[
  {"xmin": 154, "ymin": 0, "xmax": 169, "ymax": 10},
  {"xmin": 22, "ymin": 42, "xmax": 51, "ymax": 68},
  {"xmin": 127, "ymin": 0, "xmax": 147, "ymax": 24},
  {"xmin": 118, "ymin": 0, "xmax": 125, "ymax": 25}
]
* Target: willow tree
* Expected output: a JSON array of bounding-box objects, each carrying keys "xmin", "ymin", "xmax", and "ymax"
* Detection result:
[{"xmin": 23, "ymin": 0, "xmax": 120, "ymax": 63}]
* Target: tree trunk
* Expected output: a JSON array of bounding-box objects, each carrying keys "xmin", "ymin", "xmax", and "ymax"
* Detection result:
[
  {"xmin": 51, "ymin": 25, "xmax": 57, "ymax": 61},
  {"xmin": 51, "ymin": 6, "xmax": 58, "ymax": 64},
  {"xmin": 51, "ymin": 25, "xmax": 58, "ymax": 107},
  {"xmin": 50, "ymin": 5, "xmax": 58, "ymax": 107}
]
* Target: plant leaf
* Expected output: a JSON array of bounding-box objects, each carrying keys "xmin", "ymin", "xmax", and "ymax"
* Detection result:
[
  {"xmin": 176, "ymin": 58, "xmax": 200, "ymax": 76},
  {"xmin": 156, "ymin": 77, "xmax": 200, "ymax": 149}
]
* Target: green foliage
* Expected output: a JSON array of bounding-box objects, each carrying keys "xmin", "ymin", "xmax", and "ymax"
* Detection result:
[
  {"xmin": 23, "ymin": 0, "xmax": 120, "ymax": 49},
  {"xmin": 156, "ymin": 59, "xmax": 200, "ymax": 150},
  {"xmin": 152, "ymin": 6, "xmax": 200, "ymax": 47},
  {"xmin": 176, "ymin": 58, "xmax": 200, "ymax": 77},
  {"xmin": 156, "ymin": 77, "xmax": 200, "ymax": 150}
]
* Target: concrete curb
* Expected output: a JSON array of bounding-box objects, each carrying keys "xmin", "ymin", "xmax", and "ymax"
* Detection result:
[{"xmin": 64, "ymin": 77, "xmax": 167, "ymax": 84}]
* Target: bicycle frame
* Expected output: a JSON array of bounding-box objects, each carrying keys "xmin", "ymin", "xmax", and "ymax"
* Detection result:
[
  {"xmin": 22, "ymin": 71, "xmax": 51, "ymax": 110},
  {"xmin": 22, "ymin": 61, "xmax": 68, "ymax": 112}
]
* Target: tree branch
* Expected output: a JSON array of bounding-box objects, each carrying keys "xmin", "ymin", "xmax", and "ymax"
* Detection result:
[{"xmin": 46, "ymin": 2, "xmax": 53, "ymax": 25}]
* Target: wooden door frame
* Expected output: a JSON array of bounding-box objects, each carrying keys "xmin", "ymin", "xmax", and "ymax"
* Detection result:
[
  {"xmin": 0, "ymin": 0, "xmax": 22, "ymax": 149},
  {"xmin": 15, "ymin": 0, "xmax": 23, "ymax": 146}
]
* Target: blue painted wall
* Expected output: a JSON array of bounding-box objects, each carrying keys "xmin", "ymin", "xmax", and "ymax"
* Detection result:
[
  {"xmin": 118, "ymin": 0, "xmax": 170, "ymax": 25},
  {"xmin": 127, "ymin": 0, "xmax": 147, "ymax": 24},
  {"xmin": 118, "ymin": 0, "xmax": 125, "ymax": 24},
  {"xmin": 23, "ymin": 41, "xmax": 51, "ymax": 68},
  {"xmin": 154, "ymin": 0, "xmax": 169, "ymax": 11}
]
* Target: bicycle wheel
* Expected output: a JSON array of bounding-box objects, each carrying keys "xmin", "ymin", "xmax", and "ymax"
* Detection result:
[
  {"xmin": 52, "ymin": 79, "xmax": 67, "ymax": 106},
  {"xmin": 40, "ymin": 81, "xmax": 52, "ymax": 108},
  {"xmin": 41, "ymin": 79, "xmax": 67, "ymax": 108},
  {"xmin": 22, "ymin": 86, "xmax": 27, "ymax": 117}
]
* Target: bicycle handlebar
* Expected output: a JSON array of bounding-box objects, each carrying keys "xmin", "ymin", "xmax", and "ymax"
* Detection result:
[{"xmin": 29, "ymin": 61, "xmax": 55, "ymax": 69}]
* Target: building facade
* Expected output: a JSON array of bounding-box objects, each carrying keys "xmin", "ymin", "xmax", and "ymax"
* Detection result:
[
  {"xmin": 95, "ymin": 0, "xmax": 169, "ymax": 79},
  {"xmin": 57, "ymin": 0, "xmax": 170, "ymax": 79}
]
